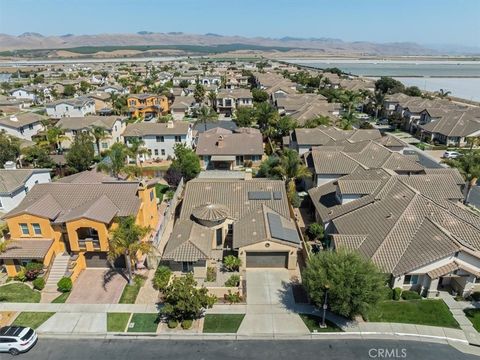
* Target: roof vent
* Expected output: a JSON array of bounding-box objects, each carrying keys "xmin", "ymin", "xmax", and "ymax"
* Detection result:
[
  {"xmin": 9, "ymin": 115, "xmax": 18, "ymax": 122},
  {"xmin": 386, "ymin": 212, "xmax": 393, "ymax": 219},
  {"xmin": 166, "ymin": 120, "xmax": 174, "ymax": 128},
  {"xmin": 216, "ymin": 135, "xmax": 224, "ymax": 148}
]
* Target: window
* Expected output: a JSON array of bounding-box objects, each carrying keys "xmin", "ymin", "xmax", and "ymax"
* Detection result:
[
  {"xmin": 174, "ymin": 136, "xmax": 182, "ymax": 142},
  {"xmin": 101, "ymin": 142, "xmax": 108, "ymax": 149},
  {"xmin": 29, "ymin": 124, "xmax": 33, "ymax": 130},
  {"xmin": 20, "ymin": 223, "xmax": 29, "ymax": 235},
  {"xmin": 216, "ymin": 228, "xmax": 223, "ymax": 248},
  {"xmin": 161, "ymin": 149, "xmax": 165, "ymax": 156},
  {"xmin": 32, "ymin": 223, "xmax": 42, "ymax": 236},
  {"xmin": 156, "ymin": 136, "xmax": 164, "ymax": 142},
  {"xmin": 403, "ymin": 274, "xmax": 418, "ymax": 285},
  {"xmin": 154, "ymin": 149, "xmax": 159, "ymax": 156},
  {"xmin": 150, "ymin": 190, "xmax": 154, "ymax": 201},
  {"xmin": 182, "ymin": 262, "xmax": 193, "ymax": 273}
]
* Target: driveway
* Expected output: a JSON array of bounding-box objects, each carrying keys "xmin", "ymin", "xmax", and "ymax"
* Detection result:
[
  {"xmin": 66, "ymin": 269, "xmax": 127, "ymax": 304},
  {"xmin": 237, "ymin": 269, "xmax": 309, "ymax": 335}
]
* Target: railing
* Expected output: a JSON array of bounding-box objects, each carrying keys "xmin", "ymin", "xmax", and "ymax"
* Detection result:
[{"xmin": 78, "ymin": 238, "xmax": 101, "ymax": 249}]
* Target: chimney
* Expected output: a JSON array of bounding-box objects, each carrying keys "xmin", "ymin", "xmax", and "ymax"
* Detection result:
[
  {"xmin": 9, "ymin": 115, "xmax": 18, "ymax": 122},
  {"xmin": 244, "ymin": 168, "xmax": 252, "ymax": 181},
  {"xmin": 4, "ymin": 161, "xmax": 16, "ymax": 170},
  {"xmin": 166, "ymin": 120, "xmax": 174, "ymax": 128},
  {"xmin": 216, "ymin": 135, "xmax": 224, "ymax": 148}
]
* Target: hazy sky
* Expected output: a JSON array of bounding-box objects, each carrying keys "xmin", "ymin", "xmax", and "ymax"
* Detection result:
[{"xmin": 1, "ymin": 0, "xmax": 479, "ymax": 47}]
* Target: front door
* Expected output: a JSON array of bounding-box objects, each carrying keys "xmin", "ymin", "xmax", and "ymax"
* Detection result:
[{"xmin": 182, "ymin": 261, "xmax": 193, "ymax": 273}]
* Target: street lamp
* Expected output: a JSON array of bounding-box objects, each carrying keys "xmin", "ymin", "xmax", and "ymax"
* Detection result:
[{"xmin": 320, "ymin": 284, "xmax": 330, "ymax": 329}]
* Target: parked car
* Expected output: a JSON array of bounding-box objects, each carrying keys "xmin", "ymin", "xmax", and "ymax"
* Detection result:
[
  {"xmin": 376, "ymin": 118, "xmax": 389, "ymax": 125},
  {"xmin": 0, "ymin": 326, "xmax": 38, "ymax": 355},
  {"xmin": 354, "ymin": 113, "xmax": 370, "ymax": 120},
  {"xmin": 144, "ymin": 113, "xmax": 155, "ymax": 122},
  {"xmin": 442, "ymin": 151, "xmax": 463, "ymax": 159}
]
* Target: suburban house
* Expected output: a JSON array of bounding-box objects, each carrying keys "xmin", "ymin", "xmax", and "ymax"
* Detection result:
[
  {"xmin": 215, "ymin": 89, "xmax": 253, "ymax": 116},
  {"xmin": 98, "ymin": 85, "xmax": 128, "ymax": 95},
  {"xmin": 86, "ymin": 92, "xmax": 112, "ymax": 112},
  {"xmin": 56, "ymin": 115, "xmax": 126, "ymax": 151},
  {"xmin": 127, "ymin": 94, "xmax": 169, "ymax": 118},
  {"xmin": 122, "ymin": 120, "xmax": 193, "ymax": 160},
  {"xmin": 0, "ymin": 166, "xmax": 51, "ymax": 214},
  {"xmin": 195, "ymin": 127, "xmax": 263, "ymax": 170},
  {"xmin": 10, "ymin": 88, "xmax": 37, "ymax": 103},
  {"xmin": 308, "ymin": 167, "xmax": 480, "ymax": 298},
  {"xmin": 45, "ymin": 97, "xmax": 96, "ymax": 118},
  {"xmin": 0, "ymin": 177, "xmax": 159, "ymax": 282},
  {"xmin": 0, "ymin": 112, "xmax": 45, "ymax": 140},
  {"xmin": 170, "ymin": 96, "xmax": 195, "ymax": 120},
  {"xmin": 161, "ymin": 177, "xmax": 301, "ymax": 278},
  {"xmin": 383, "ymin": 93, "xmax": 412, "ymax": 116}
]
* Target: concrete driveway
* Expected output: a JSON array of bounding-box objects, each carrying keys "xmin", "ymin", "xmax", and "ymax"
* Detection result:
[
  {"xmin": 237, "ymin": 269, "xmax": 309, "ymax": 335},
  {"xmin": 66, "ymin": 269, "xmax": 127, "ymax": 304}
]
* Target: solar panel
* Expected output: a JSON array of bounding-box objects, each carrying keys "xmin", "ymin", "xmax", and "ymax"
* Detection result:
[
  {"xmin": 248, "ymin": 191, "xmax": 272, "ymax": 200},
  {"xmin": 267, "ymin": 213, "xmax": 300, "ymax": 244},
  {"xmin": 273, "ymin": 191, "xmax": 282, "ymax": 200}
]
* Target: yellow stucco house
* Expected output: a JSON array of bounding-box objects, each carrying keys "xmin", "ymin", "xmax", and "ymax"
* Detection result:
[
  {"xmin": 0, "ymin": 174, "xmax": 159, "ymax": 282},
  {"xmin": 127, "ymin": 94, "xmax": 169, "ymax": 118}
]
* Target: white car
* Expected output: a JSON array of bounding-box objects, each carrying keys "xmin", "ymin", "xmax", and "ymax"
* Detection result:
[
  {"xmin": 442, "ymin": 151, "xmax": 463, "ymax": 159},
  {"xmin": 0, "ymin": 326, "xmax": 38, "ymax": 355}
]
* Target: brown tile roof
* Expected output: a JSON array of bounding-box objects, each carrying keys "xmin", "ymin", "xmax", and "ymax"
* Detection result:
[
  {"xmin": 0, "ymin": 112, "xmax": 44, "ymax": 129},
  {"xmin": 123, "ymin": 121, "xmax": 191, "ymax": 137},
  {"xmin": 0, "ymin": 169, "xmax": 50, "ymax": 194},
  {"xmin": 195, "ymin": 129, "xmax": 263, "ymax": 156},
  {"xmin": 56, "ymin": 116, "xmax": 124, "ymax": 131},
  {"xmin": 0, "ymin": 239, "xmax": 53, "ymax": 260}
]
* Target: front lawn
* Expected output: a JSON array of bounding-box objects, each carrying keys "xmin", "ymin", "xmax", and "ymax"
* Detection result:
[
  {"xmin": 51, "ymin": 292, "xmax": 70, "ymax": 303},
  {"xmin": 127, "ymin": 313, "xmax": 159, "ymax": 333},
  {"xmin": 107, "ymin": 312, "xmax": 131, "ymax": 332},
  {"xmin": 464, "ymin": 309, "xmax": 480, "ymax": 332},
  {"xmin": 366, "ymin": 300, "xmax": 459, "ymax": 328},
  {"xmin": 118, "ymin": 275, "xmax": 145, "ymax": 304},
  {"xmin": 202, "ymin": 314, "xmax": 245, "ymax": 333},
  {"xmin": 12, "ymin": 312, "xmax": 54, "ymax": 329},
  {"xmin": 300, "ymin": 314, "xmax": 343, "ymax": 332},
  {"xmin": 0, "ymin": 283, "xmax": 41, "ymax": 303}
]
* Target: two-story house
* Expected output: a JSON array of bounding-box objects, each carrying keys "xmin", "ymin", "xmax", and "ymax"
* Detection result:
[
  {"xmin": 45, "ymin": 97, "xmax": 95, "ymax": 118},
  {"xmin": 10, "ymin": 88, "xmax": 37, "ymax": 103},
  {"xmin": 0, "ymin": 112, "xmax": 45, "ymax": 141},
  {"xmin": 215, "ymin": 89, "xmax": 253, "ymax": 116},
  {"xmin": 127, "ymin": 94, "xmax": 169, "ymax": 118}
]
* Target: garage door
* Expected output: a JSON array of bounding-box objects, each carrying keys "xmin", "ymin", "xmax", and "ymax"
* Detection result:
[
  {"xmin": 246, "ymin": 252, "xmax": 288, "ymax": 268},
  {"xmin": 85, "ymin": 252, "xmax": 126, "ymax": 268}
]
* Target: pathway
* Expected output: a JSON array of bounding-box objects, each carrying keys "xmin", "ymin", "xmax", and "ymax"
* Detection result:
[{"xmin": 135, "ymin": 270, "xmax": 160, "ymax": 305}]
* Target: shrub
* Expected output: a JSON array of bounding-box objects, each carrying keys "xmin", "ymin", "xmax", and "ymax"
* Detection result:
[
  {"xmin": 32, "ymin": 277, "xmax": 45, "ymax": 290},
  {"xmin": 206, "ymin": 267, "xmax": 217, "ymax": 282},
  {"xmin": 25, "ymin": 262, "xmax": 44, "ymax": 280},
  {"xmin": 224, "ymin": 291, "xmax": 242, "ymax": 304},
  {"xmin": 306, "ymin": 223, "xmax": 324, "ymax": 241},
  {"xmin": 290, "ymin": 192, "xmax": 301, "ymax": 208},
  {"xmin": 14, "ymin": 269, "xmax": 27, "ymax": 282},
  {"xmin": 167, "ymin": 319, "xmax": 178, "ymax": 329},
  {"xmin": 152, "ymin": 266, "xmax": 172, "ymax": 291},
  {"xmin": 470, "ymin": 292, "xmax": 480, "ymax": 302},
  {"xmin": 225, "ymin": 275, "xmax": 240, "ymax": 287},
  {"xmin": 223, "ymin": 255, "xmax": 241, "ymax": 272},
  {"xmin": 401, "ymin": 290, "xmax": 422, "ymax": 300},
  {"xmin": 393, "ymin": 287, "xmax": 402, "ymax": 301},
  {"xmin": 181, "ymin": 319, "xmax": 193, "ymax": 329},
  {"xmin": 57, "ymin": 277, "xmax": 73, "ymax": 292}
]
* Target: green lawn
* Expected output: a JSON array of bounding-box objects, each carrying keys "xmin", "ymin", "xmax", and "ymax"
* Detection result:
[
  {"xmin": 12, "ymin": 312, "xmax": 54, "ymax": 329},
  {"xmin": 0, "ymin": 283, "xmax": 41, "ymax": 303},
  {"xmin": 107, "ymin": 313, "xmax": 131, "ymax": 332},
  {"xmin": 202, "ymin": 314, "xmax": 245, "ymax": 333},
  {"xmin": 51, "ymin": 292, "xmax": 70, "ymax": 303},
  {"xmin": 127, "ymin": 313, "xmax": 159, "ymax": 333},
  {"xmin": 464, "ymin": 309, "xmax": 480, "ymax": 332},
  {"xmin": 300, "ymin": 314, "xmax": 343, "ymax": 332},
  {"xmin": 118, "ymin": 275, "xmax": 145, "ymax": 304},
  {"xmin": 367, "ymin": 300, "xmax": 460, "ymax": 328}
]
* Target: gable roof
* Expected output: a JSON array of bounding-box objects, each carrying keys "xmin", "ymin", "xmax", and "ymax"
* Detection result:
[
  {"xmin": 195, "ymin": 128, "xmax": 263, "ymax": 156},
  {"xmin": 123, "ymin": 121, "xmax": 190, "ymax": 137},
  {"xmin": 0, "ymin": 169, "xmax": 50, "ymax": 195},
  {"xmin": 56, "ymin": 116, "xmax": 124, "ymax": 131}
]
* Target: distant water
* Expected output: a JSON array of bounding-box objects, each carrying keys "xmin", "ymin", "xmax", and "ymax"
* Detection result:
[{"xmin": 285, "ymin": 59, "xmax": 480, "ymax": 101}]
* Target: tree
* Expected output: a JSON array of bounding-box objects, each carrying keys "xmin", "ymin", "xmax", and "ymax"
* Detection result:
[
  {"xmin": 164, "ymin": 166, "xmax": 183, "ymax": 187},
  {"xmin": 178, "ymin": 79, "xmax": 190, "ymax": 89},
  {"xmin": 207, "ymin": 90, "xmax": 217, "ymax": 109},
  {"xmin": 234, "ymin": 106, "xmax": 256, "ymax": 128},
  {"xmin": 437, "ymin": 88, "xmax": 452, "ymax": 98},
  {"xmin": 276, "ymin": 116, "xmax": 297, "ymax": 139},
  {"xmin": 404, "ymin": 86, "xmax": 422, "ymax": 97},
  {"xmin": 109, "ymin": 216, "xmax": 152, "ymax": 285},
  {"xmin": 306, "ymin": 223, "xmax": 324, "ymax": 241},
  {"xmin": 254, "ymin": 102, "xmax": 278, "ymax": 133},
  {"xmin": 65, "ymin": 132, "xmax": 95, "ymax": 173},
  {"xmin": 223, "ymin": 255, "xmax": 241, "ymax": 272},
  {"xmin": 110, "ymin": 93, "xmax": 128, "ymax": 115},
  {"xmin": 195, "ymin": 105, "xmax": 218, "ymax": 132},
  {"xmin": 193, "ymin": 83, "xmax": 206, "ymax": 104},
  {"xmin": 37, "ymin": 124, "xmax": 68, "ymax": 153},
  {"xmin": 21, "ymin": 146, "xmax": 54, "ymax": 168},
  {"xmin": 63, "ymin": 84, "xmax": 76, "ymax": 97},
  {"xmin": 90, "ymin": 125, "xmax": 109, "ymax": 155},
  {"xmin": 372, "ymin": 91, "xmax": 385, "ymax": 119},
  {"xmin": 160, "ymin": 273, "xmax": 216, "ymax": 321},
  {"xmin": 0, "ymin": 131, "xmax": 20, "ymax": 167},
  {"xmin": 97, "ymin": 142, "xmax": 130, "ymax": 178},
  {"xmin": 303, "ymin": 116, "xmax": 331, "ymax": 128},
  {"xmin": 170, "ymin": 143, "xmax": 201, "ymax": 181},
  {"xmin": 444, "ymin": 151, "xmax": 480, "ymax": 204},
  {"xmin": 375, "ymin": 77, "xmax": 405, "ymax": 95},
  {"xmin": 303, "ymin": 250, "xmax": 386, "ymax": 319},
  {"xmin": 79, "ymin": 81, "xmax": 91, "ymax": 93},
  {"xmin": 251, "ymin": 88, "xmax": 269, "ymax": 103}
]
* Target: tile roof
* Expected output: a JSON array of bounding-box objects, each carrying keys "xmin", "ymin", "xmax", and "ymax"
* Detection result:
[
  {"xmin": 195, "ymin": 128, "xmax": 263, "ymax": 156},
  {"xmin": 0, "ymin": 239, "xmax": 53, "ymax": 260},
  {"xmin": 0, "ymin": 169, "xmax": 50, "ymax": 194},
  {"xmin": 0, "ymin": 112, "xmax": 44, "ymax": 129},
  {"xmin": 56, "ymin": 116, "xmax": 124, "ymax": 131},
  {"xmin": 123, "ymin": 121, "xmax": 191, "ymax": 137}
]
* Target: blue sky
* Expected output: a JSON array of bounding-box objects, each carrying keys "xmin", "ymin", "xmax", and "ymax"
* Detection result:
[{"xmin": 1, "ymin": 0, "xmax": 479, "ymax": 47}]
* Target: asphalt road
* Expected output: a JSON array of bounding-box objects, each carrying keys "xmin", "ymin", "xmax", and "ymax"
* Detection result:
[{"xmin": 11, "ymin": 339, "xmax": 480, "ymax": 360}]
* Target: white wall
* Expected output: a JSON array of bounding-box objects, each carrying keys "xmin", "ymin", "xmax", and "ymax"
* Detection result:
[
  {"xmin": 0, "ymin": 122, "xmax": 43, "ymax": 141},
  {"xmin": 0, "ymin": 171, "xmax": 51, "ymax": 212},
  {"xmin": 128, "ymin": 128, "xmax": 192, "ymax": 161},
  {"xmin": 316, "ymin": 174, "xmax": 340, "ymax": 187},
  {"xmin": 46, "ymin": 102, "xmax": 95, "ymax": 118},
  {"xmin": 11, "ymin": 90, "xmax": 36, "ymax": 102}
]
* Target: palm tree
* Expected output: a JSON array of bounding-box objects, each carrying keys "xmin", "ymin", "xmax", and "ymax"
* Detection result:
[
  {"xmin": 90, "ymin": 125, "xmax": 110, "ymax": 155},
  {"xmin": 37, "ymin": 124, "xmax": 68, "ymax": 154},
  {"xmin": 108, "ymin": 216, "xmax": 152, "ymax": 285},
  {"xmin": 97, "ymin": 142, "xmax": 129, "ymax": 179},
  {"xmin": 444, "ymin": 151, "xmax": 480, "ymax": 204},
  {"xmin": 437, "ymin": 89, "xmax": 452, "ymax": 98},
  {"xmin": 373, "ymin": 91, "xmax": 385, "ymax": 119},
  {"xmin": 195, "ymin": 105, "xmax": 218, "ymax": 132},
  {"xmin": 273, "ymin": 149, "xmax": 311, "ymax": 202},
  {"xmin": 207, "ymin": 90, "xmax": 217, "ymax": 110},
  {"xmin": 340, "ymin": 90, "xmax": 364, "ymax": 118}
]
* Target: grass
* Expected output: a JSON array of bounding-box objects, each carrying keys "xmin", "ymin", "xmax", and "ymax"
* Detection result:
[
  {"xmin": 464, "ymin": 309, "xmax": 480, "ymax": 332},
  {"xmin": 366, "ymin": 300, "xmax": 460, "ymax": 329},
  {"xmin": 51, "ymin": 292, "xmax": 70, "ymax": 303},
  {"xmin": 0, "ymin": 283, "xmax": 41, "ymax": 303},
  {"xmin": 300, "ymin": 314, "xmax": 343, "ymax": 332},
  {"xmin": 127, "ymin": 313, "xmax": 159, "ymax": 333},
  {"xmin": 155, "ymin": 183, "xmax": 170, "ymax": 202},
  {"xmin": 107, "ymin": 313, "xmax": 131, "ymax": 332},
  {"xmin": 118, "ymin": 275, "xmax": 145, "ymax": 304},
  {"xmin": 202, "ymin": 314, "xmax": 245, "ymax": 333},
  {"xmin": 12, "ymin": 312, "xmax": 54, "ymax": 329}
]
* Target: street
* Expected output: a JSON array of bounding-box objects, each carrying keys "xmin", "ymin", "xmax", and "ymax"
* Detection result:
[{"xmin": 11, "ymin": 338, "xmax": 480, "ymax": 360}]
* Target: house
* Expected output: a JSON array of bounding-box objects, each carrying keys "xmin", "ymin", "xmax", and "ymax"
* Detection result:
[
  {"xmin": 127, "ymin": 94, "xmax": 169, "ymax": 118},
  {"xmin": 308, "ymin": 167, "xmax": 480, "ymax": 298},
  {"xmin": 86, "ymin": 92, "xmax": 112, "ymax": 112},
  {"xmin": 10, "ymin": 88, "xmax": 37, "ymax": 103},
  {"xmin": 56, "ymin": 115, "xmax": 126, "ymax": 151},
  {"xmin": 0, "ymin": 165, "xmax": 51, "ymax": 214},
  {"xmin": 122, "ymin": 120, "xmax": 193, "ymax": 160},
  {"xmin": 0, "ymin": 178, "xmax": 158, "ymax": 281},
  {"xmin": 161, "ymin": 177, "xmax": 301, "ymax": 278},
  {"xmin": 98, "ymin": 85, "xmax": 128, "ymax": 95},
  {"xmin": 215, "ymin": 89, "xmax": 253, "ymax": 116},
  {"xmin": 0, "ymin": 112, "xmax": 45, "ymax": 141},
  {"xmin": 170, "ymin": 96, "xmax": 195, "ymax": 120},
  {"xmin": 383, "ymin": 93, "xmax": 412, "ymax": 116},
  {"xmin": 195, "ymin": 127, "xmax": 263, "ymax": 170},
  {"xmin": 45, "ymin": 97, "xmax": 95, "ymax": 118}
]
